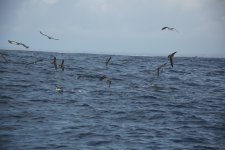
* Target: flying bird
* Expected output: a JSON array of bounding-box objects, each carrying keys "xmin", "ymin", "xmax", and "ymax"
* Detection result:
[
  {"xmin": 40, "ymin": 31, "xmax": 59, "ymax": 40},
  {"xmin": 105, "ymin": 56, "xmax": 111, "ymax": 67},
  {"xmin": 52, "ymin": 56, "xmax": 57, "ymax": 70},
  {"xmin": 161, "ymin": 27, "xmax": 178, "ymax": 32},
  {"xmin": 156, "ymin": 63, "xmax": 167, "ymax": 78},
  {"xmin": 8, "ymin": 40, "xmax": 29, "ymax": 49},
  {"xmin": 59, "ymin": 60, "xmax": 64, "ymax": 71},
  {"xmin": 168, "ymin": 51, "xmax": 177, "ymax": 67}
]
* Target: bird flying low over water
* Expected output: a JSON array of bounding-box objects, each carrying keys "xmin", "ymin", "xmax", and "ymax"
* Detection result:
[
  {"xmin": 8, "ymin": 40, "xmax": 29, "ymax": 49},
  {"xmin": 100, "ymin": 75, "xmax": 112, "ymax": 87},
  {"xmin": 168, "ymin": 51, "xmax": 177, "ymax": 67},
  {"xmin": 161, "ymin": 27, "xmax": 178, "ymax": 32},
  {"xmin": 40, "ymin": 31, "xmax": 59, "ymax": 40},
  {"xmin": 105, "ymin": 56, "xmax": 112, "ymax": 67},
  {"xmin": 156, "ymin": 63, "xmax": 167, "ymax": 78},
  {"xmin": 52, "ymin": 56, "xmax": 57, "ymax": 70},
  {"xmin": 59, "ymin": 60, "xmax": 64, "ymax": 71}
]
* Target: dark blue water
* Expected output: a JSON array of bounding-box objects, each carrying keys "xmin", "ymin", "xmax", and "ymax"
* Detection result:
[{"xmin": 0, "ymin": 49, "xmax": 225, "ymax": 150}]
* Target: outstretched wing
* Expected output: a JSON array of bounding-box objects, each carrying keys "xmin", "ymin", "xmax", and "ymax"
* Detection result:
[
  {"xmin": 40, "ymin": 31, "xmax": 49, "ymax": 37},
  {"xmin": 161, "ymin": 27, "xmax": 169, "ymax": 30},
  {"xmin": 105, "ymin": 56, "xmax": 111, "ymax": 66},
  {"xmin": 40, "ymin": 31, "xmax": 59, "ymax": 40}
]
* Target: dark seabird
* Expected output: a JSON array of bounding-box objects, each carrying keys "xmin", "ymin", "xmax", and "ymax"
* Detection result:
[
  {"xmin": 51, "ymin": 56, "xmax": 57, "ymax": 70},
  {"xmin": 105, "ymin": 56, "xmax": 111, "ymax": 67},
  {"xmin": 8, "ymin": 40, "xmax": 29, "ymax": 48},
  {"xmin": 59, "ymin": 60, "xmax": 64, "ymax": 71},
  {"xmin": 168, "ymin": 51, "xmax": 177, "ymax": 67},
  {"xmin": 161, "ymin": 27, "xmax": 178, "ymax": 32},
  {"xmin": 40, "ymin": 31, "xmax": 59, "ymax": 40},
  {"xmin": 100, "ymin": 75, "xmax": 111, "ymax": 87},
  {"xmin": 156, "ymin": 63, "xmax": 167, "ymax": 78}
]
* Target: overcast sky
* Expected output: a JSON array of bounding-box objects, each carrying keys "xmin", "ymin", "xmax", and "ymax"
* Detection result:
[{"xmin": 0, "ymin": 0, "xmax": 225, "ymax": 57}]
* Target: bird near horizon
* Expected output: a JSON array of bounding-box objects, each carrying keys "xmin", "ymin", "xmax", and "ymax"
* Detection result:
[
  {"xmin": 40, "ymin": 31, "xmax": 59, "ymax": 40},
  {"xmin": 161, "ymin": 27, "xmax": 179, "ymax": 32},
  {"xmin": 105, "ymin": 56, "xmax": 112, "ymax": 67},
  {"xmin": 168, "ymin": 51, "xmax": 177, "ymax": 67},
  {"xmin": 8, "ymin": 40, "xmax": 29, "ymax": 49},
  {"xmin": 52, "ymin": 56, "xmax": 57, "ymax": 70},
  {"xmin": 59, "ymin": 60, "xmax": 64, "ymax": 71}
]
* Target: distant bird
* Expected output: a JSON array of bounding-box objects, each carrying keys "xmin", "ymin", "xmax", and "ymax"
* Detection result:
[
  {"xmin": 156, "ymin": 63, "xmax": 167, "ymax": 78},
  {"xmin": 52, "ymin": 56, "xmax": 57, "ymax": 70},
  {"xmin": 0, "ymin": 53, "xmax": 9, "ymax": 62},
  {"xmin": 100, "ymin": 75, "xmax": 112, "ymax": 87},
  {"xmin": 168, "ymin": 51, "xmax": 177, "ymax": 67},
  {"xmin": 161, "ymin": 27, "xmax": 178, "ymax": 32},
  {"xmin": 105, "ymin": 56, "xmax": 111, "ymax": 67},
  {"xmin": 40, "ymin": 31, "xmax": 59, "ymax": 40},
  {"xmin": 8, "ymin": 40, "xmax": 29, "ymax": 48},
  {"xmin": 59, "ymin": 60, "xmax": 64, "ymax": 71},
  {"xmin": 55, "ymin": 85, "xmax": 63, "ymax": 93}
]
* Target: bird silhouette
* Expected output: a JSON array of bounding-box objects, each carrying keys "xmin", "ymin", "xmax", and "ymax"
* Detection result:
[
  {"xmin": 40, "ymin": 31, "xmax": 59, "ymax": 40},
  {"xmin": 8, "ymin": 40, "xmax": 29, "ymax": 48},
  {"xmin": 168, "ymin": 51, "xmax": 177, "ymax": 67},
  {"xmin": 161, "ymin": 27, "xmax": 178, "ymax": 32}
]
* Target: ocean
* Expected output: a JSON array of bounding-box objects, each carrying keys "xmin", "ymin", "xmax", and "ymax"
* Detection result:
[{"xmin": 0, "ymin": 49, "xmax": 225, "ymax": 150}]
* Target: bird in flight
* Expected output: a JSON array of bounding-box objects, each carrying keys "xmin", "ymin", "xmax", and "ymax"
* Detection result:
[
  {"xmin": 8, "ymin": 40, "xmax": 29, "ymax": 49},
  {"xmin": 168, "ymin": 51, "xmax": 177, "ymax": 67},
  {"xmin": 161, "ymin": 27, "xmax": 178, "ymax": 32},
  {"xmin": 58, "ymin": 60, "xmax": 64, "ymax": 71},
  {"xmin": 156, "ymin": 63, "xmax": 167, "ymax": 78},
  {"xmin": 40, "ymin": 31, "xmax": 59, "ymax": 40},
  {"xmin": 51, "ymin": 56, "xmax": 57, "ymax": 70},
  {"xmin": 105, "ymin": 56, "xmax": 111, "ymax": 67}
]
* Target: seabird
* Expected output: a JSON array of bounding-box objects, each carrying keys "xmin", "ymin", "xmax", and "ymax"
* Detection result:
[
  {"xmin": 161, "ymin": 27, "xmax": 178, "ymax": 32},
  {"xmin": 59, "ymin": 60, "xmax": 64, "ymax": 71},
  {"xmin": 40, "ymin": 31, "xmax": 59, "ymax": 40},
  {"xmin": 156, "ymin": 63, "xmax": 167, "ymax": 78},
  {"xmin": 8, "ymin": 40, "xmax": 29, "ymax": 48},
  {"xmin": 168, "ymin": 51, "xmax": 177, "ymax": 67},
  {"xmin": 105, "ymin": 56, "xmax": 111, "ymax": 67},
  {"xmin": 100, "ymin": 75, "xmax": 112, "ymax": 87},
  {"xmin": 51, "ymin": 56, "xmax": 57, "ymax": 70}
]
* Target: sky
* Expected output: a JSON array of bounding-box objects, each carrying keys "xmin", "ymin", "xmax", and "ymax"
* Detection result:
[{"xmin": 0, "ymin": 0, "xmax": 225, "ymax": 57}]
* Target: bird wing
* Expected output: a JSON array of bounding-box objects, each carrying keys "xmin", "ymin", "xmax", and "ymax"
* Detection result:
[
  {"xmin": 51, "ymin": 37, "xmax": 59, "ymax": 40},
  {"xmin": 161, "ymin": 27, "xmax": 168, "ymax": 30},
  {"xmin": 20, "ymin": 43, "xmax": 29, "ymax": 48},
  {"xmin": 105, "ymin": 56, "xmax": 111, "ymax": 66},
  {"xmin": 8, "ymin": 40, "xmax": 19, "ymax": 45},
  {"xmin": 40, "ymin": 31, "xmax": 49, "ymax": 37}
]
